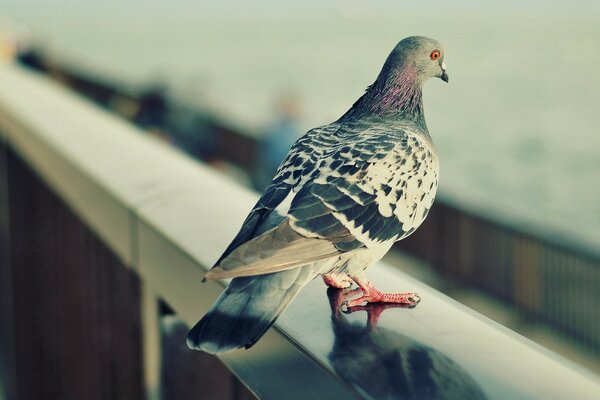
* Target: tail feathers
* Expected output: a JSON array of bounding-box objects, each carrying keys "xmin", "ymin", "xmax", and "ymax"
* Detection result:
[{"xmin": 187, "ymin": 266, "xmax": 315, "ymax": 354}]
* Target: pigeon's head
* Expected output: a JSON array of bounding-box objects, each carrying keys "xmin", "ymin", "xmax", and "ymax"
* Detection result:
[
  {"xmin": 342, "ymin": 36, "xmax": 448, "ymax": 122},
  {"xmin": 383, "ymin": 36, "xmax": 448, "ymax": 84}
]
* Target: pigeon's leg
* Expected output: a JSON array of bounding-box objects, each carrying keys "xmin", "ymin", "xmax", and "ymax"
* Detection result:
[
  {"xmin": 344, "ymin": 274, "xmax": 420, "ymax": 308},
  {"xmin": 322, "ymin": 272, "xmax": 353, "ymax": 289}
]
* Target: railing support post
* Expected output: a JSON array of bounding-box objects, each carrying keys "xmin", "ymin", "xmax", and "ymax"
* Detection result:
[
  {"xmin": 141, "ymin": 283, "xmax": 162, "ymax": 400},
  {"xmin": 0, "ymin": 141, "xmax": 18, "ymax": 400}
]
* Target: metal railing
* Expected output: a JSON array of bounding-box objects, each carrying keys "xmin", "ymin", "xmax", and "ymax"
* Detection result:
[{"xmin": 1, "ymin": 64, "xmax": 599, "ymax": 400}]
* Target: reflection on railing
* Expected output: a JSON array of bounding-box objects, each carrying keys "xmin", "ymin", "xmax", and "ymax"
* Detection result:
[{"xmin": 327, "ymin": 289, "xmax": 487, "ymax": 400}]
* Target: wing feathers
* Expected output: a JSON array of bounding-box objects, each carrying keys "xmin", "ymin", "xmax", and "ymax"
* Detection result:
[{"xmin": 204, "ymin": 219, "xmax": 341, "ymax": 280}]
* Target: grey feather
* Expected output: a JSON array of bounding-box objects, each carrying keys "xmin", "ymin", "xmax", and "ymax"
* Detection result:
[
  {"xmin": 204, "ymin": 220, "xmax": 343, "ymax": 280},
  {"xmin": 188, "ymin": 263, "xmax": 323, "ymax": 353}
]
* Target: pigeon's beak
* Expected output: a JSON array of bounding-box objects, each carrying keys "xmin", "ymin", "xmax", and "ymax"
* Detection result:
[{"xmin": 440, "ymin": 62, "xmax": 449, "ymax": 83}]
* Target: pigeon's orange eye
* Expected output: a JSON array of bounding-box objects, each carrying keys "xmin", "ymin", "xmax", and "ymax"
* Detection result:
[{"xmin": 430, "ymin": 50, "xmax": 441, "ymax": 61}]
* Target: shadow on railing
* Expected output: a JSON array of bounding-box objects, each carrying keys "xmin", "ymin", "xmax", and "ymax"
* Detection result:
[{"xmin": 1, "ymin": 63, "xmax": 599, "ymax": 400}]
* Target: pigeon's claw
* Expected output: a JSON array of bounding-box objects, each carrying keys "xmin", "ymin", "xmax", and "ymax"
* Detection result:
[
  {"xmin": 345, "ymin": 289, "xmax": 420, "ymax": 308},
  {"xmin": 344, "ymin": 275, "xmax": 421, "ymax": 308},
  {"xmin": 339, "ymin": 287, "xmax": 364, "ymax": 313}
]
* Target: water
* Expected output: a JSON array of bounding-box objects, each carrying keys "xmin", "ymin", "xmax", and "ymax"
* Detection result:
[{"xmin": 2, "ymin": 1, "xmax": 600, "ymax": 250}]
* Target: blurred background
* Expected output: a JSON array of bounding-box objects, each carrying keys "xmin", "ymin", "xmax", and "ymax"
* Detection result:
[{"xmin": 1, "ymin": 0, "xmax": 599, "ymax": 398}]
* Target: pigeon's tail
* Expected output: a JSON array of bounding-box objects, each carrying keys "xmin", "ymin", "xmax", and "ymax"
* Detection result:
[{"xmin": 186, "ymin": 266, "xmax": 317, "ymax": 354}]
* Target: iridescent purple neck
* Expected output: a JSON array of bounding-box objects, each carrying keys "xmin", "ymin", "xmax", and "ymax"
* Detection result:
[{"xmin": 340, "ymin": 67, "xmax": 427, "ymax": 129}]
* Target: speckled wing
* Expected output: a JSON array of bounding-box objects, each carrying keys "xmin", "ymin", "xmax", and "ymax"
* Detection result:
[
  {"xmin": 205, "ymin": 120, "xmax": 438, "ymax": 280},
  {"xmin": 286, "ymin": 122, "xmax": 439, "ymax": 250}
]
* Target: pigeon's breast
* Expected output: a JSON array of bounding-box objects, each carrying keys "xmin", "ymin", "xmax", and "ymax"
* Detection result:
[{"xmin": 355, "ymin": 133, "xmax": 439, "ymax": 242}]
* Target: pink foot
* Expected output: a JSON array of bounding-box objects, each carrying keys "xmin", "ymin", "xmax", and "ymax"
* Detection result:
[
  {"xmin": 322, "ymin": 273, "xmax": 353, "ymax": 289},
  {"xmin": 344, "ymin": 276, "xmax": 421, "ymax": 308}
]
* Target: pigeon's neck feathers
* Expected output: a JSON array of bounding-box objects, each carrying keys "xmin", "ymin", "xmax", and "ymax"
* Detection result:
[{"xmin": 341, "ymin": 63, "xmax": 428, "ymax": 131}]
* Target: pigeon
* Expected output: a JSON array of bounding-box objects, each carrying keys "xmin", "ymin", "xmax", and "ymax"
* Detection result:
[{"xmin": 187, "ymin": 36, "xmax": 448, "ymax": 354}]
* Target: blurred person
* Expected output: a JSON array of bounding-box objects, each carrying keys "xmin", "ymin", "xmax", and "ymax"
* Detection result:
[
  {"xmin": 255, "ymin": 92, "xmax": 302, "ymax": 190},
  {"xmin": 134, "ymin": 82, "xmax": 171, "ymax": 143},
  {"xmin": 16, "ymin": 44, "xmax": 47, "ymax": 71}
]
